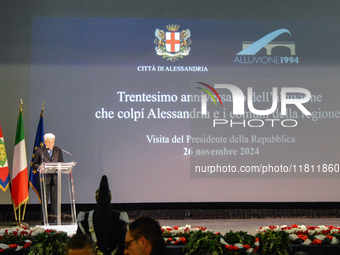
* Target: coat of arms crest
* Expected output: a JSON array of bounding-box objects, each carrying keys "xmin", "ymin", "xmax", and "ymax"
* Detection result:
[
  {"xmin": 154, "ymin": 24, "xmax": 191, "ymax": 62},
  {"xmin": 0, "ymin": 142, "xmax": 6, "ymax": 166}
]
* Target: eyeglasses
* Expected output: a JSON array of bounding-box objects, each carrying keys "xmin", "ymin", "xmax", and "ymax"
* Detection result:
[{"xmin": 124, "ymin": 237, "xmax": 139, "ymax": 249}]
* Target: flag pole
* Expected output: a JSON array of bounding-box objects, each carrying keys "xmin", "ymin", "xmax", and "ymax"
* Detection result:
[
  {"xmin": 22, "ymin": 203, "xmax": 27, "ymax": 221},
  {"xmin": 12, "ymin": 201, "xmax": 18, "ymax": 221},
  {"xmin": 20, "ymin": 100, "xmax": 28, "ymax": 226},
  {"xmin": 19, "ymin": 205, "xmax": 21, "ymax": 223},
  {"xmin": 18, "ymin": 100, "xmax": 23, "ymax": 224},
  {"xmin": 20, "ymin": 99, "xmax": 23, "ymax": 112}
]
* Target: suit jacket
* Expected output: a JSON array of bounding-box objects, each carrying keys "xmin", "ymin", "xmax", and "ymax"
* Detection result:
[{"xmin": 33, "ymin": 145, "xmax": 64, "ymax": 185}]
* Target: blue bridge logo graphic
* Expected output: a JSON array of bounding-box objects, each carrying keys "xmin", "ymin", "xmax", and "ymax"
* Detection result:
[{"xmin": 237, "ymin": 29, "xmax": 295, "ymax": 56}]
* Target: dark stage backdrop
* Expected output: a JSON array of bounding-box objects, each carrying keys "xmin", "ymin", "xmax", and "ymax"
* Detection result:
[{"xmin": 1, "ymin": 0, "xmax": 340, "ymax": 205}]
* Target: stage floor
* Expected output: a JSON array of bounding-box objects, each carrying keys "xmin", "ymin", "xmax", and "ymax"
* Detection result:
[{"xmin": 2, "ymin": 218, "xmax": 340, "ymax": 236}]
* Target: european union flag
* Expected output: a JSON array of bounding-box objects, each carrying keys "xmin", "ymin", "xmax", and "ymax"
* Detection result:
[{"xmin": 29, "ymin": 110, "xmax": 44, "ymax": 202}]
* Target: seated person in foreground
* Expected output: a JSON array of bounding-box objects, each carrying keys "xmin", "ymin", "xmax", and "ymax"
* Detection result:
[
  {"xmin": 124, "ymin": 217, "xmax": 168, "ymax": 255},
  {"xmin": 77, "ymin": 175, "xmax": 129, "ymax": 255}
]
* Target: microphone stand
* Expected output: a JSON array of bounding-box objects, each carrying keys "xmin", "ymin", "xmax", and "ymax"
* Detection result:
[
  {"xmin": 61, "ymin": 149, "xmax": 75, "ymax": 163},
  {"xmin": 61, "ymin": 149, "xmax": 76, "ymax": 221}
]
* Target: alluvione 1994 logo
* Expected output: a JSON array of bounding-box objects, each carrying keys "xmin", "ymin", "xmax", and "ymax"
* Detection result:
[{"xmin": 234, "ymin": 28, "xmax": 299, "ymax": 64}]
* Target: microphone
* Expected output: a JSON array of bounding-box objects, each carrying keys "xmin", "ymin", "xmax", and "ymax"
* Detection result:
[
  {"xmin": 42, "ymin": 146, "xmax": 47, "ymax": 162},
  {"xmin": 61, "ymin": 149, "xmax": 75, "ymax": 163},
  {"xmin": 38, "ymin": 147, "xmax": 47, "ymax": 173}
]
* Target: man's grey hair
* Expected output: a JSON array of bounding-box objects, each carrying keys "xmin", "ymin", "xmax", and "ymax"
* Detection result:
[{"xmin": 44, "ymin": 133, "xmax": 55, "ymax": 141}]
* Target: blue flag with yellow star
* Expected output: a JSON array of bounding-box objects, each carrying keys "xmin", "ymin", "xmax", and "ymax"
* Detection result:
[{"xmin": 29, "ymin": 111, "xmax": 44, "ymax": 202}]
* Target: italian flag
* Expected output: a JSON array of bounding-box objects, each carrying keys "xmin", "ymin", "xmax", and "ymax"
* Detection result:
[
  {"xmin": 11, "ymin": 110, "xmax": 29, "ymax": 209},
  {"xmin": 0, "ymin": 125, "xmax": 10, "ymax": 192}
]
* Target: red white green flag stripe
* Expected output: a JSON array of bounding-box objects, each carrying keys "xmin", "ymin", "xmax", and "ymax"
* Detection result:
[
  {"xmin": 11, "ymin": 110, "xmax": 29, "ymax": 209},
  {"xmin": 0, "ymin": 125, "xmax": 10, "ymax": 192}
]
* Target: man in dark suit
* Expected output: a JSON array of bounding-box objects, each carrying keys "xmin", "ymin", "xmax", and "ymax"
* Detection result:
[
  {"xmin": 124, "ymin": 217, "xmax": 167, "ymax": 255},
  {"xmin": 33, "ymin": 133, "xmax": 63, "ymax": 219}
]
